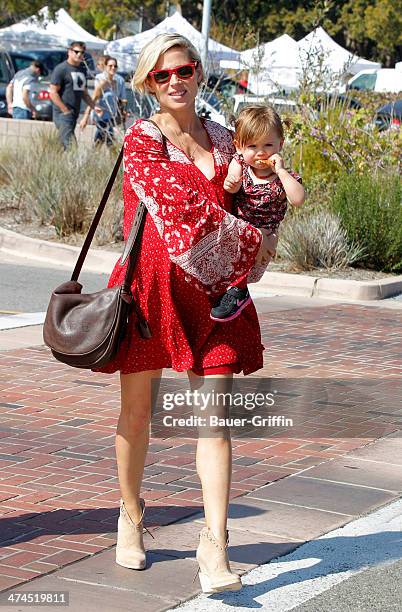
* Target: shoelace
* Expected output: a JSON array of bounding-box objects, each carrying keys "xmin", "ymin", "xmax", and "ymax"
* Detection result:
[
  {"xmin": 121, "ymin": 500, "xmax": 156, "ymax": 540},
  {"xmin": 218, "ymin": 291, "xmax": 239, "ymax": 309},
  {"xmin": 144, "ymin": 525, "xmax": 155, "ymax": 540}
]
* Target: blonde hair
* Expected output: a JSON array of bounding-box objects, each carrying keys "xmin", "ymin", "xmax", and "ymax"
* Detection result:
[
  {"xmin": 132, "ymin": 33, "xmax": 202, "ymax": 94},
  {"xmin": 235, "ymin": 105, "xmax": 289, "ymax": 147}
]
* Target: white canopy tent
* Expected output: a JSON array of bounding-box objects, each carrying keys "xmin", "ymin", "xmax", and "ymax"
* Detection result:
[
  {"xmin": 235, "ymin": 28, "xmax": 381, "ymax": 95},
  {"xmin": 0, "ymin": 6, "xmax": 107, "ymax": 51},
  {"xmin": 106, "ymin": 11, "xmax": 240, "ymax": 72},
  {"xmin": 297, "ymin": 27, "xmax": 380, "ymax": 76},
  {"xmin": 240, "ymin": 34, "xmax": 301, "ymax": 95}
]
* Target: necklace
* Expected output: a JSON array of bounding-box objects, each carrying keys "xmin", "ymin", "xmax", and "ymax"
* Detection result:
[
  {"xmin": 173, "ymin": 131, "xmax": 200, "ymax": 161},
  {"xmin": 166, "ymin": 120, "xmax": 202, "ymax": 161}
]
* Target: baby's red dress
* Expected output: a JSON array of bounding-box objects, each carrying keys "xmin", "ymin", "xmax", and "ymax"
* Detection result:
[{"xmin": 96, "ymin": 119, "xmax": 264, "ymax": 376}]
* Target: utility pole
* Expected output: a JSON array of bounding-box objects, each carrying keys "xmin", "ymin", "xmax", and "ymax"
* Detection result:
[{"xmin": 201, "ymin": 0, "xmax": 212, "ymax": 71}]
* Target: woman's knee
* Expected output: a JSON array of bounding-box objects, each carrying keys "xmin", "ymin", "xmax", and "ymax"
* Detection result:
[
  {"xmin": 118, "ymin": 369, "xmax": 161, "ymax": 435},
  {"xmin": 119, "ymin": 400, "xmax": 151, "ymax": 432}
]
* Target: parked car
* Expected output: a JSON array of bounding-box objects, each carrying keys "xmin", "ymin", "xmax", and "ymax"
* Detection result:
[
  {"xmin": 374, "ymin": 99, "xmax": 402, "ymax": 130},
  {"xmin": 0, "ymin": 85, "xmax": 7, "ymax": 117},
  {"xmin": 207, "ymin": 74, "xmax": 249, "ymax": 98},
  {"xmin": 315, "ymin": 92, "xmax": 362, "ymax": 112},
  {"xmin": 0, "ymin": 49, "xmax": 14, "ymax": 116},
  {"xmin": 196, "ymin": 96, "xmax": 226, "ymax": 126},
  {"xmin": 232, "ymin": 94, "xmax": 297, "ymax": 116},
  {"xmin": 0, "ymin": 47, "xmax": 96, "ymax": 120},
  {"xmin": 347, "ymin": 69, "xmax": 402, "ymax": 93}
]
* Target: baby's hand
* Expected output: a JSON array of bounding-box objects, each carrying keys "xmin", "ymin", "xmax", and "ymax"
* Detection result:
[
  {"xmin": 267, "ymin": 154, "xmax": 285, "ymax": 172},
  {"xmin": 224, "ymin": 174, "xmax": 242, "ymax": 193}
]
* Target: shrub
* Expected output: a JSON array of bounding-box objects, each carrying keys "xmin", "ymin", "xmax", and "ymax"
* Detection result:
[
  {"xmin": 277, "ymin": 209, "xmax": 365, "ymax": 271},
  {"xmin": 288, "ymin": 93, "xmax": 401, "ymax": 179},
  {"xmin": 330, "ymin": 170, "xmax": 402, "ymax": 272},
  {"xmin": 0, "ymin": 133, "xmax": 123, "ymax": 244}
]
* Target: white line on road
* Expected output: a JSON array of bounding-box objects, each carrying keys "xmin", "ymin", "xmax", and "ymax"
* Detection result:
[
  {"xmin": 171, "ymin": 498, "xmax": 402, "ymax": 612},
  {"xmin": 0, "ymin": 312, "xmax": 46, "ymax": 330}
]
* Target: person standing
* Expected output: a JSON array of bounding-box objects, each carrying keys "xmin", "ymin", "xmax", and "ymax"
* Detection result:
[
  {"xmin": 94, "ymin": 33, "xmax": 273, "ymax": 593},
  {"xmin": 80, "ymin": 55, "xmax": 127, "ymax": 146},
  {"xmin": 49, "ymin": 41, "xmax": 100, "ymax": 150},
  {"xmin": 6, "ymin": 61, "xmax": 44, "ymax": 120}
]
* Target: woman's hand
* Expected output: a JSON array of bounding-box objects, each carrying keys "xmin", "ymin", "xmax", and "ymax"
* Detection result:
[
  {"xmin": 79, "ymin": 116, "xmax": 88, "ymax": 131},
  {"xmin": 255, "ymin": 229, "xmax": 278, "ymax": 266}
]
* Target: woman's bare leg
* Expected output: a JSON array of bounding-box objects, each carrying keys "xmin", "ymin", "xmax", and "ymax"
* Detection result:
[
  {"xmin": 188, "ymin": 371, "xmax": 233, "ymax": 546},
  {"xmin": 116, "ymin": 369, "xmax": 162, "ymax": 523}
]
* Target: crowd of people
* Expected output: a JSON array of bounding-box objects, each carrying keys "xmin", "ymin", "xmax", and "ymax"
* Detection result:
[{"xmin": 5, "ymin": 41, "xmax": 128, "ymax": 149}]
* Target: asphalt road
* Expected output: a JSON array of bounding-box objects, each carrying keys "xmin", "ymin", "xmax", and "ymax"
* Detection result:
[
  {"xmin": 0, "ymin": 254, "xmax": 110, "ymax": 312},
  {"xmin": 171, "ymin": 499, "xmax": 402, "ymax": 612},
  {"xmin": 293, "ymin": 558, "xmax": 402, "ymax": 611}
]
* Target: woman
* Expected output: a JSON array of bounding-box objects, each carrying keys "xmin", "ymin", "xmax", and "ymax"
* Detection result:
[
  {"xmin": 97, "ymin": 33, "xmax": 274, "ymax": 593},
  {"xmin": 80, "ymin": 55, "xmax": 127, "ymax": 146}
]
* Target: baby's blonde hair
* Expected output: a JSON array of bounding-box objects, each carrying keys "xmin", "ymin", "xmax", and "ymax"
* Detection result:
[
  {"xmin": 132, "ymin": 33, "xmax": 202, "ymax": 94},
  {"xmin": 235, "ymin": 105, "xmax": 288, "ymax": 147}
]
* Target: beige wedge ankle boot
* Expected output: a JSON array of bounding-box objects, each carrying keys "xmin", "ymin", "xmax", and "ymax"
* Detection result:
[
  {"xmin": 195, "ymin": 526, "xmax": 242, "ymax": 593},
  {"xmin": 116, "ymin": 498, "xmax": 153, "ymax": 570}
]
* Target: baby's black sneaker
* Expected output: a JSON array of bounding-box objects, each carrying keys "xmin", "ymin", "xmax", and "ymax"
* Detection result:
[{"xmin": 210, "ymin": 287, "xmax": 252, "ymax": 322}]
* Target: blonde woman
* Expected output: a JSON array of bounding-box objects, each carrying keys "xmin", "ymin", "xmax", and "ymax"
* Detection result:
[{"xmin": 96, "ymin": 33, "xmax": 274, "ymax": 593}]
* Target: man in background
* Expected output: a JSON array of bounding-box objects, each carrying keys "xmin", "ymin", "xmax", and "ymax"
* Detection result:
[
  {"xmin": 6, "ymin": 60, "xmax": 44, "ymax": 119},
  {"xmin": 49, "ymin": 41, "xmax": 101, "ymax": 149}
]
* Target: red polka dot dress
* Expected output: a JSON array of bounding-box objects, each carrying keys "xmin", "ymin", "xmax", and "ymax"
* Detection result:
[{"xmin": 96, "ymin": 119, "xmax": 264, "ymax": 376}]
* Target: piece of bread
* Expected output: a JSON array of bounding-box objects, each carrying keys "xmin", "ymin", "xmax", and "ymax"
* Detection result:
[{"xmin": 256, "ymin": 158, "xmax": 275, "ymax": 168}]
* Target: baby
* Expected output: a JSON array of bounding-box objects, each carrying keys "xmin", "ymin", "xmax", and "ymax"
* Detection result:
[{"xmin": 211, "ymin": 105, "xmax": 305, "ymax": 322}]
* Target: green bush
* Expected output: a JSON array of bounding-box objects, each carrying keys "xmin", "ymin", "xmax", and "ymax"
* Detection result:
[
  {"xmin": 277, "ymin": 209, "xmax": 364, "ymax": 271},
  {"xmin": 330, "ymin": 170, "xmax": 402, "ymax": 272},
  {"xmin": 287, "ymin": 94, "xmax": 401, "ymax": 178}
]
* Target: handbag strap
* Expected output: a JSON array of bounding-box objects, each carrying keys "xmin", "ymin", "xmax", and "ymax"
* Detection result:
[{"xmin": 71, "ymin": 146, "xmax": 124, "ymax": 281}]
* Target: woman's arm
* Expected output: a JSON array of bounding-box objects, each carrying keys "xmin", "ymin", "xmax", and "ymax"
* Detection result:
[
  {"xmin": 80, "ymin": 82, "xmax": 105, "ymax": 129},
  {"xmin": 124, "ymin": 120, "xmax": 262, "ymax": 295}
]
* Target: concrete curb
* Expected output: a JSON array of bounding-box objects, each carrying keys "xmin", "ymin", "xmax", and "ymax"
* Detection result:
[
  {"xmin": 1, "ymin": 225, "xmax": 402, "ymax": 300},
  {"xmin": 0, "ymin": 226, "xmax": 117, "ymax": 273},
  {"xmin": 257, "ymin": 271, "xmax": 402, "ymax": 301}
]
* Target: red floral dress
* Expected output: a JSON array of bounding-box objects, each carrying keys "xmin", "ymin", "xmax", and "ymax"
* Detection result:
[{"xmin": 97, "ymin": 118, "xmax": 264, "ymax": 376}]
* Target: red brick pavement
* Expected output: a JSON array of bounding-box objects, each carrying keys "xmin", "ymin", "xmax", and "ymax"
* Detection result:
[{"xmin": 0, "ymin": 304, "xmax": 401, "ymax": 591}]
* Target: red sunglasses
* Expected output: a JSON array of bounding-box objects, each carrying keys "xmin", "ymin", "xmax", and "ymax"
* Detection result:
[{"xmin": 148, "ymin": 61, "xmax": 198, "ymax": 84}]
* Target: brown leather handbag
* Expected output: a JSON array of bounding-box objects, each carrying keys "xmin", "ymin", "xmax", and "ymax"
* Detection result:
[{"xmin": 43, "ymin": 147, "xmax": 151, "ymax": 369}]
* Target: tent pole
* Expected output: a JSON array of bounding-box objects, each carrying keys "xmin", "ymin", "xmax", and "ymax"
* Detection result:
[{"xmin": 201, "ymin": 0, "xmax": 211, "ymax": 72}]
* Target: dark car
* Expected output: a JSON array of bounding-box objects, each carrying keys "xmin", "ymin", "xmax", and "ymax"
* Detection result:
[
  {"xmin": 0, "ymin": 48, "xmax": 95, "ymax": 120},
  {"xmin": 315, "ymin": 92, "xmax": 362, "ymax": 112},
  {"xmin": 375, "ymin": 99, "xmax": 402, "ymax": 131},
  {"xmin": 207, "ymin": 74, "xmax": 249, "ymax": 98},
  {"xmin": 0, "ymin": 85, "xmax": 7, "ymax": 117},
  {"xmin": 0, "ymin": 50, "xmax": 14, "ymax": 116}
]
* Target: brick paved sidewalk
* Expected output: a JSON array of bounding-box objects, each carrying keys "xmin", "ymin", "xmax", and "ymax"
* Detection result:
[{"xmin": 0, "ymin": 301, "xmax": 401, "ymax": 596}]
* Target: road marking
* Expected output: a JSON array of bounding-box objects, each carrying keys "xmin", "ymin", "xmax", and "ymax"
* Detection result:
[
  {"xmin": 171, "ymin": 498, "xmax": 402, "ymax": 611},
  {"xmin": 0, "ymin": 310, "xmax": 22, "ymax": 314},
  {"xmin": 0, "ymin": 312, "xmax": 46, "ymax": 330}
]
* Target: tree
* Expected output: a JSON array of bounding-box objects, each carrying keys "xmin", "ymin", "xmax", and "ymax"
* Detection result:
[
  {"xmin": 0, "ymin": 1, "xmax": 65, "ymax": 26},
  {"xmin": 365, "ymin": 0, "xmax": 402, "ymax": 65},
  {"xmin": 69, "ymin": 0, "xmax": 167, "ymax": 38}
]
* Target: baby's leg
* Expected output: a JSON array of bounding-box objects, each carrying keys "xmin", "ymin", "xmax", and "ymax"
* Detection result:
[{"xmin": 210, "ymin": 276, "xmax": 251, "ymax": 323}]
